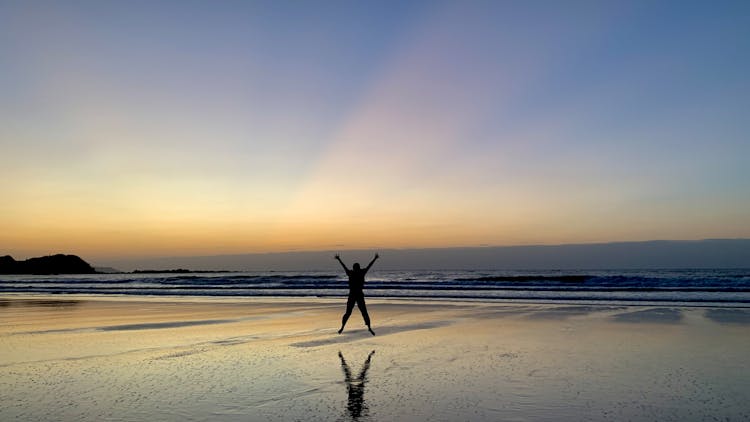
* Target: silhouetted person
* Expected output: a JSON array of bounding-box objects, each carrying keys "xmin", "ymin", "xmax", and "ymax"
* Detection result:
[
  {"xmin": 339, "ymin": 350, "xmax": 375, "ymax": 420},
  {"xmin": 335, "ymin": 253, "xmax": 378, "ymax": 335}
]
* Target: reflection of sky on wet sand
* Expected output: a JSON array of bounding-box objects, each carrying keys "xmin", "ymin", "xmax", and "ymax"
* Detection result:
[
  {"xmin": 704, "ymin": 308, "xmax": 750, "ymax": 325},
  {"xmin": 611, "ymin": 307, "xmax": 684, "ymax": 324},
  {"xmin": 1, "ymin": 298, "xmax": 749, "ymax": 420}
]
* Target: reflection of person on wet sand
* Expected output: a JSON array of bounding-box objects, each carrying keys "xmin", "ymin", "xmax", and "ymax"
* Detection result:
[
  {"xmin": 339, "ymin": 350, "xmax": 375, "ymax": 420},
  {"xmin": 335, "ymin": 253, "xmax": 378, "ymax": 335}
]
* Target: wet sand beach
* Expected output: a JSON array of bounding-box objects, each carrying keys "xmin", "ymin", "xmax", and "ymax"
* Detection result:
[{"xmin": 1, "ymin": 296, "xmax": 749, "ymax": 421}]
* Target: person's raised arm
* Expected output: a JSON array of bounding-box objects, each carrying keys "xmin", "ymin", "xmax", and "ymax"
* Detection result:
[
  {"xmin": 365, "ymin": 253, "xmax": 379, "ymax": 272},
  {"xmin": 334, "ymin": 254, "xmax": 349, "ymax": 272}
]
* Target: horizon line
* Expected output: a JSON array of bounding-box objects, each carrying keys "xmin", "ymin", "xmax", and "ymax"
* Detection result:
[{"xmin": 93, "ymin": 237, "xmax": 750, "ymax": 263}]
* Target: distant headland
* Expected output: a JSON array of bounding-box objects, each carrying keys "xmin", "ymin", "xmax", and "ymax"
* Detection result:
[
  {"xmin": 0, "ymin": 255, "xmax": 232, "ymax": 274},
  {"xmin": 98, "ymin": 238, "xmax": 750, "ymax": 271},
  {"xmin": 132, "ymin": 269, "xmax": 232, "ymax": 274},
  {"xmin": 0, "ymin": 254, "xmax": 97, "ymax": 275}
]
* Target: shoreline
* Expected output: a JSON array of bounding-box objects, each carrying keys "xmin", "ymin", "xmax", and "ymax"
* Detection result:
[
  {"xmin": 2, "ymin": 292, "xmax": 750, "ymax": 309},
  {"xmin": 4, "ymin": 267, "xmax": 749, "ymax": 307}
]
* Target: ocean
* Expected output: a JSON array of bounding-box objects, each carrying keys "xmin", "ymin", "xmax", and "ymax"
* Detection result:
[{"xmin": 1, "ymin": 269, "xmax": 749, "ymax": 307}]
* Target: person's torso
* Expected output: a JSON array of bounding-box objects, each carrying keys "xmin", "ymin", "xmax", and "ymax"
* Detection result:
[{"xmin": 347, "ymin": 269, "xmax": 366, "ymax": 290}]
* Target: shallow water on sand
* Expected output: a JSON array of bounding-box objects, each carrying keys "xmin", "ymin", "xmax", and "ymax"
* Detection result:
[{"xmin": 1, "ymin": 297, "xmax": 749, "ymax": 421}]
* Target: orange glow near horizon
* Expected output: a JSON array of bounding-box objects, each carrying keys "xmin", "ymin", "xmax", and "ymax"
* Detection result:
[{"xmin": 2, "ymin": 2, "xmax": 749, "ymax": 261}]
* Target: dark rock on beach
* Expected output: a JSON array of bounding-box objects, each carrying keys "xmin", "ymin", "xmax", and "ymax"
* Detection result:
[{"xmin": 0, "ymin": 254, "xmax": 97, "ymax": 274}]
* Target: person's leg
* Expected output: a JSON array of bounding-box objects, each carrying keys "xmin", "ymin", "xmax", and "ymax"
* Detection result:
[
  {"xmin": 339, "ymin": 294, "xmax": 356, "ymax": 334},
  {"xmin": 356, "ymin": 294, "xmax": 375, "ymax": 335}
]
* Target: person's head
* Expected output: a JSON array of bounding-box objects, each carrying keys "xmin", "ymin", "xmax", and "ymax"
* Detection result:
[{"xmin": 353, "ymin": 263, "xmax": 361, "ymax": 270}]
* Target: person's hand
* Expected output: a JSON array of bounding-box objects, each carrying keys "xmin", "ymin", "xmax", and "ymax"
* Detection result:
[
  {"xmin": 334, "ymin": 254, "xmax": 340, "ymax": 260},
  {"xmin": 375, "ymin": 253, "xmax": 379, "ymax": 259}
]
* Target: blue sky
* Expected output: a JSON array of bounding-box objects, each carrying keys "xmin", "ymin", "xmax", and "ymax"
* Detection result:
[{"xmin": 1, "ymin": 0, "xmax": 748, "ymax": 259}]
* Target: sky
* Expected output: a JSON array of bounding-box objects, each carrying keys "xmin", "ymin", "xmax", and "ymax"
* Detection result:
[{"xmin": 1, "ymin": 0, "xmax": 749, "ymax": 261}]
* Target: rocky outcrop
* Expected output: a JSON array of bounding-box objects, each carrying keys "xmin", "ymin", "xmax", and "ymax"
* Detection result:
[{"xmin": 0, "ymin": 254, "xmax": 97, "ymax": 274}]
